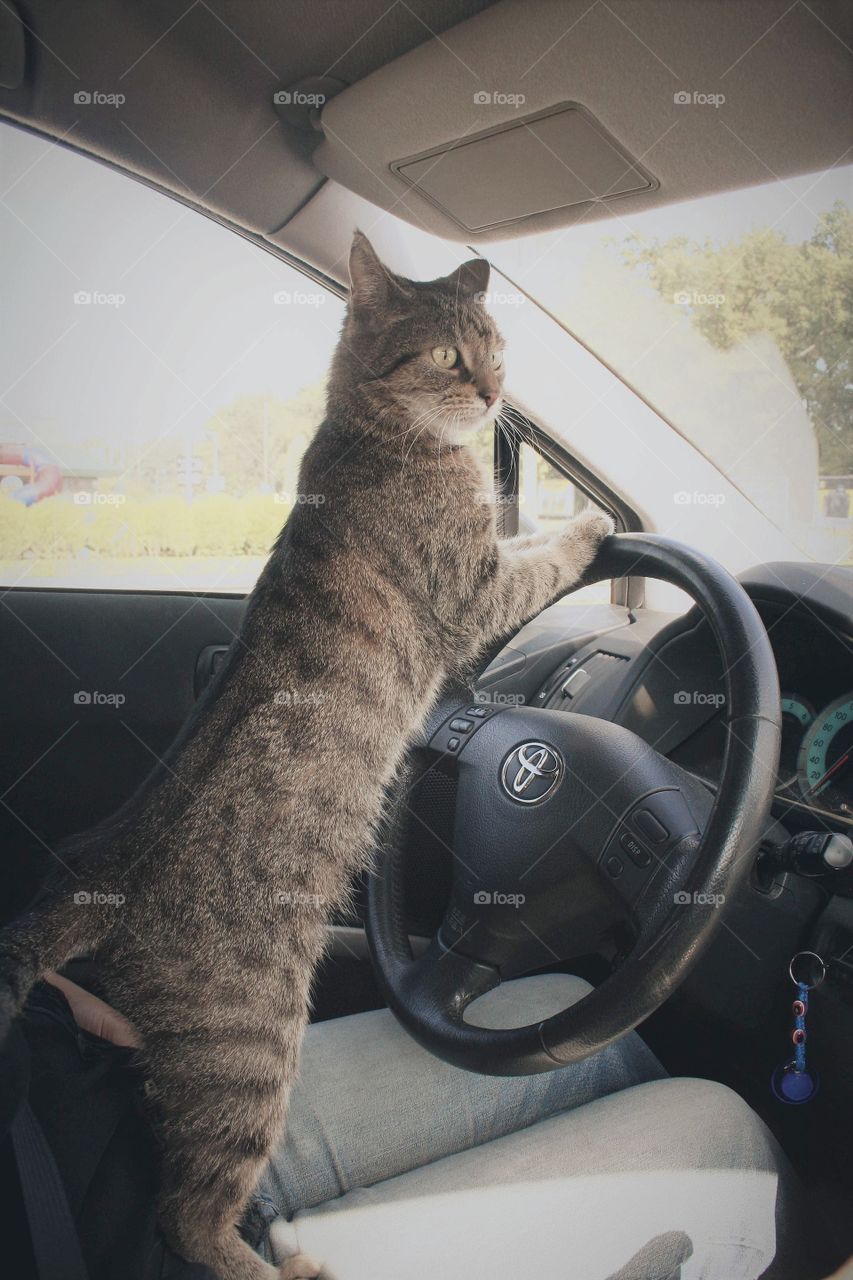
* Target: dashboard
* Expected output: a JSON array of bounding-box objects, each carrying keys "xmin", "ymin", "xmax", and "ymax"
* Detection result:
[
  {"xmin": 402, "ymin": 559, "xmax": 853, "ymax": 1129},
  {"xmin": 661, "ymin": 609, "xmax": 853, "ymax": 828},
  {"xmin": 481, "ymin": 560, "xmax": 853, "ymax": 833}
]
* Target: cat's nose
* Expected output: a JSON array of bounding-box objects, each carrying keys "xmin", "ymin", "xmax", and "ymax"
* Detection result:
[{"xmin": 479, "ymin": 390, "xmax": 500, "ymax": 408}]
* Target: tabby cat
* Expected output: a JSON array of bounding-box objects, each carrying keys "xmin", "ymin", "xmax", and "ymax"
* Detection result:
[{"xmin": 0, "ymin": 232, "xmax": 613, "ymax": 1279}]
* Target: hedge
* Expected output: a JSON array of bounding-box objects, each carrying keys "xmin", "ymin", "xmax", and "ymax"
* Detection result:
[{"xmin": 0, "ymin": 492, "xmax": 291, "ymax": 560}]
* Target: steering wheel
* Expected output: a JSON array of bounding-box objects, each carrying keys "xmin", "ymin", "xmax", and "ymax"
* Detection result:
[{"xmin": 366, "ymin": 533, "xmax": 781, "ymax": 1075}]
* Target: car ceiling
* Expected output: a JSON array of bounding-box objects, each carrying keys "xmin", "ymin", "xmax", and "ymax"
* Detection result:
[{"xmin": 0, "ymin": 0, "xmax": 851, "ymax": 287}]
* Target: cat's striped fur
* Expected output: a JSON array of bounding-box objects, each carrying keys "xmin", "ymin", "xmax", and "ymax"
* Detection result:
[{"xmin": 0, "ymin": 233, "xmax": 613, "ymax": 1279}]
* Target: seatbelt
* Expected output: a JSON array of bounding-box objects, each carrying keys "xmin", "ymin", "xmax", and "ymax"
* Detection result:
[{"xmin": 11, "ymin": 1102, "xmax": 90, "ymax": 1280}]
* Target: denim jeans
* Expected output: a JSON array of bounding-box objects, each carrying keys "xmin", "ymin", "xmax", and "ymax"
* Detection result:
[
  {"xmin": 256, "ymin": 973, "xmax": 665, "ymax": 1219},
  {"xmin": 254, "ymin": 974, "xmax": 804, "ymax": 1279}
]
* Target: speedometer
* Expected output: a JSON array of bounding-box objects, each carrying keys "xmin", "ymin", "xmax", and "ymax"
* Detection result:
[
  {"xmin": 797, "ymin": 694, "xmax": 853, "ymax": 817},
  {"xmin": 780, "ymin": 694, "xmax": 815, "ymax": 786}
]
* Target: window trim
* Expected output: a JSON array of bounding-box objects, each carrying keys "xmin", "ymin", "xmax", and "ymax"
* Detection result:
[
  {"xmin": 496, "ymin": 403, "xmax": 644, "ymax": 608},
  {"xmin": 493, "ymin": 423, "xmax": 518, "ymax": 538}
]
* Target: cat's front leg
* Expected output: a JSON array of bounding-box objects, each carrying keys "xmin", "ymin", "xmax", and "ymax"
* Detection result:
[
  {"xmin": 550, "ymin": 506, "xmax": 616, "ymax": 590},
  {"xmin": 472, "ymin": 508, "xmax": 615, "ymax": 644}
]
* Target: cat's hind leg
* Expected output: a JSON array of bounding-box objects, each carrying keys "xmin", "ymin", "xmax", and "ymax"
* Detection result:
[
  {"xmin": 158, "ymin": 1158, "xmax": 321, "ymax": 1280},
  {"xmin": 152, "ymin": 1043, "xmax": 321, "ymax": 1280}
]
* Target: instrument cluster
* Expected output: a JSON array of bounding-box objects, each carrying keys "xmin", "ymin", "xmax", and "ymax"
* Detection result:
[{"xmin": 777, "ymin": 692, "xmax": 853, "ymax": 822}]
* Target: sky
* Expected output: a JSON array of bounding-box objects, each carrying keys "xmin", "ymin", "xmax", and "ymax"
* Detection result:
[{"xmin": 1, "ymin": 123, "xmax": 345, "ymax": 466}]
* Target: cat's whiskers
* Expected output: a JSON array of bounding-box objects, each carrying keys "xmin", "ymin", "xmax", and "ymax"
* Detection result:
[
  {"xmin": 384, "ymin": 412, "xmax": 432, "ymax": 446},
  {"xmin": 386, "ymin": 403, "xmax": 445, "ymax": 448},
  {"xmin": 397, "ymin": 405, "xmax": 450, "ymax": 473},
  {"xmin": 499, "ymin": 403, "xmax": 536, "ymax": 445},
  {"xmin": 495, "ymin": 404, "xmax": 539, "ymax": 495}
]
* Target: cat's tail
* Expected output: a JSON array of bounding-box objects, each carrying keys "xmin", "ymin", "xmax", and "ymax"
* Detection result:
[{"xmin": 0, "ymin": 891, "xmax": 97, "ymax": 1044}]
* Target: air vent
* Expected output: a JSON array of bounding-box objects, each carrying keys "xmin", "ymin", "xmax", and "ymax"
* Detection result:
[{"xmin": 391, "ymin": 102, "xmax": 657, "ymax": 235}]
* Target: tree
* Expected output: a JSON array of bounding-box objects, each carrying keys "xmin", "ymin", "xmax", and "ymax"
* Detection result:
[
  {"xmin": 133, "ymin": 383, "xmax": 327, "ymax": 498},
  {"xmin": 620, "ymin": 202, "xmax": 853, "ymax": 474},
  {"xmin": 199, "ymin": 384, "xmax": 326, "ymax": 497}
]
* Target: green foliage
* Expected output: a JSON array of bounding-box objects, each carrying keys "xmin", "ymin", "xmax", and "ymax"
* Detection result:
[
  {"xmin": 136, "ymin": 384, "xmax": 327, "ymax": 498},
  {"xmin": 0, "ymin": 379, "xmax": 322, "ymax": 576},
  {"xmin": 620, "ymin": 202, "xmax": 853, "ymax": 473},
  {"xmin": 0, "ymin": 492, "xmax": 288, "ymax": 561}
]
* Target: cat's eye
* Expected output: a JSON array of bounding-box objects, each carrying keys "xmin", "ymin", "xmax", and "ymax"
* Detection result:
[
  {"xmin": 431, "ymin": 346, "xmax": 458, "ymax": 369},
  {"xmin": 490, "ymin": 351, "xmax": 504, "ymax": 371}
]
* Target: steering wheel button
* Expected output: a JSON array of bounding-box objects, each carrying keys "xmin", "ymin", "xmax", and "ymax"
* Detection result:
[
  {"xmin": 605, "ymin": 855, "xmax": 623, "ymax": 878},
  {"xmin": 620, "ymin": 830, "xmax": 651, "ymax": 868},
  {"xmin": 447, "ymin": 736, "xmax": 461, "ymax": 752},
  {"xmin": 466, "ymin": 706, "xmax": 490, "ymax": 718},
  {"xmin": 449, "ymin": 718, "xmax": 474, "ymax": 733},
  {"xmin": 632, "ymin": 808, "xmax": 669, "ymax": 843}
]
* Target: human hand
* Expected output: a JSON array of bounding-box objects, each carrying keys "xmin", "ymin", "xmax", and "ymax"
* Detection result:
[{"xmin": 43, "ymin": 970, "xmax": 142, "ymax": 1049}]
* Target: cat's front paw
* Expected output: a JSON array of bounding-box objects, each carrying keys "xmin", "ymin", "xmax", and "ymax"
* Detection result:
[
  {"xmin": 562, "ymin": 508, "xmax": 615, "ymax": 551},
  {"xmin": 556, "ymin": 508, "xmax": 615, "ymax": 582}
]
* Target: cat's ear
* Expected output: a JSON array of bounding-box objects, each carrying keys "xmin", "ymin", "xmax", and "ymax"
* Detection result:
[
  {"xmin": 348, "ymin": 231, "xmax": 412, "ymax": 318},
  {"xmin": 440, "ymin": 257, "xmax": 490, "ymax": 300}
]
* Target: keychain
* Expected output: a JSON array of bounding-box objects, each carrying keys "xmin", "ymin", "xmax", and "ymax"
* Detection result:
[{"xmin": 771, "ymin": 951, "xmax": 825, "ymax": 1105}]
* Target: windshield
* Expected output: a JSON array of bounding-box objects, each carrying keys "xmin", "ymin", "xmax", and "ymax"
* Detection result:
[{"xmin": 486, "ymin": 165, "xmax": 853, "ymax": 567}]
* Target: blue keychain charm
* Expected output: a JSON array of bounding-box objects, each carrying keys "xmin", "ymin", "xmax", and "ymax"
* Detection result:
[{"xmin": 771, "ymin": 951, "xmax": 825, "ymax": 1105}]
